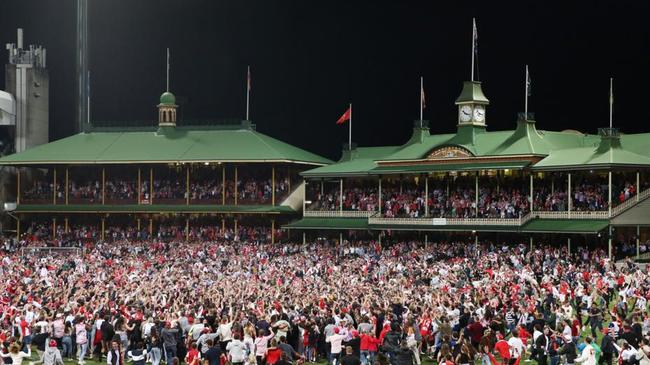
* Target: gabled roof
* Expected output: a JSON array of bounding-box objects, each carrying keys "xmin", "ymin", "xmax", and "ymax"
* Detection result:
[
  {"xmin": 533, "ymin": 134, "xmax": 650, "ymax": 170},
  {"xmin": 301, "ymin": 146, "xmax": 400, "ymax": 177},
  {"xmin": 0, "ymin": 123, "xmax": 332, "ymax": 166}
]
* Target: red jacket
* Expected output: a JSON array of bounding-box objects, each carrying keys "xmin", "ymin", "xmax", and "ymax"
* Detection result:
[{"xmin": 360, "ymin": 334, "xmax": 380, "ymax": 352}]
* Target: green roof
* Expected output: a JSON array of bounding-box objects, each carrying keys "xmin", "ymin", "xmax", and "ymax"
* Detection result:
[
  {"xmin": 0, "ymin": 123, "xmax": 332, "ymax": 166},
  {"xmin": 15, "ymin": 204, "xmax": 296, "ymax": 214},
  {"xmin": 521, "ymin": 219, "xmax": 609, "ymax": 234},
  {"xmin": 159, "ymin": 91, "xmax": 176, "ymax": 105},
  {"xmin": 455, "ymin": 81, "xmax": 489, "ymax": 104},
  {"xmin": 283, "ymin": 217, "xmax": 369, "ymax": 230},
  {"xmin": 533, "ymin": 134, "xmax": 650, "ymax": 170},
  {"xmin": 372, "ymin": 160, "xmax": 530, "ymax": 174},
  {"xmin": 301, "ymin": 146, "xmax": 400, "ymax": 177}
]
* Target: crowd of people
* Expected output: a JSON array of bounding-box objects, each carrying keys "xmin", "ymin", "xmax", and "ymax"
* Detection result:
[
  {"xmin": 308, "ymin": 185, "xmax": 530, "ymax": 219},
  {"xmin": 11, "ymin": 223, "xmax": 283, "ymax": 249},
  {"xmin": 22, "ymin": 176, "xmax": 292, "ymax": 205},
  {"xmin": 0, "ymin": 234, "xmax": 647, "ymax": 365}
]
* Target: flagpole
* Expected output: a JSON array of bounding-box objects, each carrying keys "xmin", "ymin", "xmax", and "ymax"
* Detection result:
[
  {"xmin": 609, "ymin": 77, "xmax": 613, "ymax": 129},
  {"xmin": 471, "ymin": 18, "xmax": 476, "ymax": 82},
  {"xmin": 349, "ymin": 103, "xmax": 352, "ymax": 150},
  {"xmin": 246, "ymin": 65, "xmax": 250, "ymax": 121},
  {"xmin": 524, "ymin": 65, "xmax": 528, "ymax": 119},
  {"xmin": 166, "ymin": 48, "xmax": 170, "ymax": 92},
  {"xmin": 420, "ymin": 76, "xmax": 424, "ymax": 121}
]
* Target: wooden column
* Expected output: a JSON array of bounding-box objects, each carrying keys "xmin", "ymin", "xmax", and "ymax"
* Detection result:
[
  {"xmin": 529, "ymin": 173, "xmax": 534, "ymax": 211},
  {"xmin": 568, "ymin": 237, "xmax": 571, "ymax": 254},
  {"xmin": 608, "ymin": 226, "xmax": 612, "ymax": 259},
  {"xmin": 64, "ymin": 218, "xmax": 69, "ymax": 233},
  {"xmin": 424, "ymin": 175, "xmax": 429, "ymax": 217},
  {"xmin": 567, "ymin": 172, "xmax": 573, "ymax": 218},
  {"xmin": 272, "ymin": 166, "xmax": 276, "ymax": 206},
  {"xmin": 378, "ymin": 177, "xmax": 382, "ymax": 215},
  {"xmin": 16, "ymin": 219, "xmax": 20, "ymax": 240},
  {"xmin": 636, "ymin": 225, "xmax": 641, "ymax": 260},
  {"xmin": 149, "ymin": 218, "xmax": 153, "ymax": 236},
  {"xmin": 475, "ymin": 172, "xmax": 479, "ymax": 217},
  {"xmin": 608, "ymin": 171, "xmax": 612, "ymax": 217},
  {"xmin": 137, "ymin": 218, "xmax": 141, "ymax": 231},
  {"xmin": 102, "ymin": 168, "xmax": 106, "ymax": 205},
  {"xmin": 221, "ymin": 219, "xmax": 225, "ymax": 232},
  {"xmin": 185, "ymin": 218, "xmax": 190, "ymax": 241},
  {"xmin": 637, "ymin": 171, "xmax": 640, "ymax": 203},
  {"xmin": 65, "ymin": 168, "xmax": 69, "ymax": 205},
  {"xmin": 339, "ymin": 179, "xmax": 343, "ymax": 213},
  {"xmin": 101, "ymin": 218, "xmax": 105, "ymax": 240},
  {"xmin": 186, "ymin": 166, "xmax": 190, "ymax": 205},
  {"xmin": 234, "ymin": 219, "xmax": 238, "ymax": 232},
  {"xmin": 271, "ymin": 220, "xmax": 275, "ymax": 244},
  {"xmin": 222, "ymin": 166, "xmax": 226, "ymax": 205},
  {"xmin": 287, "ymin": 166, "xmax": 291, "ymax": 193},
  {"xmin": 53, "ymin": 168, "xmax": 57, "ymax": 205},
  {"xmin": 52, "ymin": 218, "xmax": 56, "ymax": 239},
  {"xmin": 137, "ymin": 168, "xmax": 141, "ymax": 204},
  {"xmin": 149, "ymin": 168, "xmax": 154, "ymax": 204},
  {"xmin": 234, "ymin": 166, "xmax": 238, "ymax": 205},
  {"xmin": 16, "ymin": 168, "xmax": 20, "ymax": 205}
]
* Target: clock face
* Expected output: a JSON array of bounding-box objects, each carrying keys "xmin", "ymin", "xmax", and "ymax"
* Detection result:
[
  {"xmin": 473, "ymin": 105, "xmax": 485, "ymax": 122},
  {"xmin": 459, "ymin": 105, "xmax": 472, "ymax": 122}
]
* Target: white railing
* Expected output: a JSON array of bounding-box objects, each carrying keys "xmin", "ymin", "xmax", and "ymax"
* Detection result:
[
  {"xmin": 304, "ymin": 210, "xmax": 375, "ymax": 218},
  {"xmin": 369, "ymin": 216, "xmax": 524, "ymax": 226},
  {"xmin": 611, "ymin": 187, "xmax": 650, "ymax": 217},
  {"xmin": 532, "ymin": 211, "xmax": 609, "ymax": 219}
]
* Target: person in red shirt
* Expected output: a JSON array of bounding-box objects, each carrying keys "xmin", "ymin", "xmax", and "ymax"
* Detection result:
[
  {"xmin": 494, "ymin": 333, "xmax": 511, "ymax": 365},
  {"xmin": 265, "ymin": 339, "xmax": 282, "ymax": 365},
  {"xmin": 359, "ymin": 330, "xmax": 380, "ymax": 365},
  {"xmin": 185, "ymin": 342, "xmax": 199, "ymax": 365}
]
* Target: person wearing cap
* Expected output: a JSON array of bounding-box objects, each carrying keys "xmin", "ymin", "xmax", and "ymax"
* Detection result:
[
  {"xmin": 600, "ymin": 328, "xmax": 616, "ymax": 365},
  {"xmin": 162, "ymin": 321, "xmax": 180, "ymax": 362},
  {"xmin": 326, "ymin": 327, "xmax": 346, "ymax": 365},
  {"xmin": 558, "ymin": 334, "xmax": 577, "ymax": 365},
  {"xmin": 35, "ymin": 340, "xmax": 63, "ymax": 365}
]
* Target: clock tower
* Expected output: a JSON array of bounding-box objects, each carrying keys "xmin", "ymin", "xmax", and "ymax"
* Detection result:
[{"xmin": 455, "ymin": 81, "xmax": 489, "ymax": 127}]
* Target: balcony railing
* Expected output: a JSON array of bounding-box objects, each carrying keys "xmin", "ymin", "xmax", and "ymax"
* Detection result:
[
  {"xmin": 369, "ymin": 215, "xmax": 526, "ymax": 226},
  {"xmin": 611, "ymin": 187, "xmax": 650, "ymax": 217},
  {"xmin": 304, "ymin": 210, "xmax": 375, "ymax": 218},
  {"xmin": 531, "ymin": 211, "xmax": 609, "ymax": 219}
]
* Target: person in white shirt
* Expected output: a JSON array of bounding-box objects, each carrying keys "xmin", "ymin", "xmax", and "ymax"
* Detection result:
[
  {"xmin": 507, "ymin": 329, "xmax": 525, "ymax": 364},
  {"xmin": 226, "ymin": 334, "xmax": 247, "ymax": 365},
  {"xmin": 574, "ymin": 337, "xmax": 596, "ymax": 365},
  {"xmin": 326, "ymin": 328, "xmax": 346, "ymax": 365}
]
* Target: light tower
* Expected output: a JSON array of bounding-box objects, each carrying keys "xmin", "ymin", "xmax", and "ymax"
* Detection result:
[{"xmin": 4, "ymin": 28, "xmax": 49, "ymax": 153}]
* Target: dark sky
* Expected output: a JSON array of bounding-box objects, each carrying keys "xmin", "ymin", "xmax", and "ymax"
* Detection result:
[{"xmin": 1, "ymin": 0, "xmax": 650, "ymax": 160}]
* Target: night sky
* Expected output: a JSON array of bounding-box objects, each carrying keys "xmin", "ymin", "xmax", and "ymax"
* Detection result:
[{"xmin": 1, "ymin": 1, "xmax": 650, "ymax": 160}]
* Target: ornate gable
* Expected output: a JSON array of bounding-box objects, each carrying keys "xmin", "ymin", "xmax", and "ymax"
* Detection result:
[{"xmin": 426, "ymin": 146, "xmax": 474, "ymax": 160}]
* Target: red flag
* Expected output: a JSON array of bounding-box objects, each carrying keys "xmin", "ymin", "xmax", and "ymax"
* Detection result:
[{"xmin": 336, "ymin": 106, "xmax": 351, "ymax": 125}]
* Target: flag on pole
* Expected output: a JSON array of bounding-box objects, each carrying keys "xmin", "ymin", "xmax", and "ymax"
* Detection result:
[
  {"xmin": 526, "ymin": 67, "xmax": 532, "ymax": 96},
  {"xmin": 336, "ymin": 106, "xmax": 351, "ymax": 125},
  {"xmin": 471, "ymin": 18, "xmax": 479, "ymax": 81},
  {"xmin": 421, "ymin": 78, "xmax": 426, "ymax": 111},
  {"xmin": 473, "ymin": 19, "xmax": 478, "ymax": 56},
  {"xmin": 247, "ymin": 66, "xmax": 251, "ymax": 92}
]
